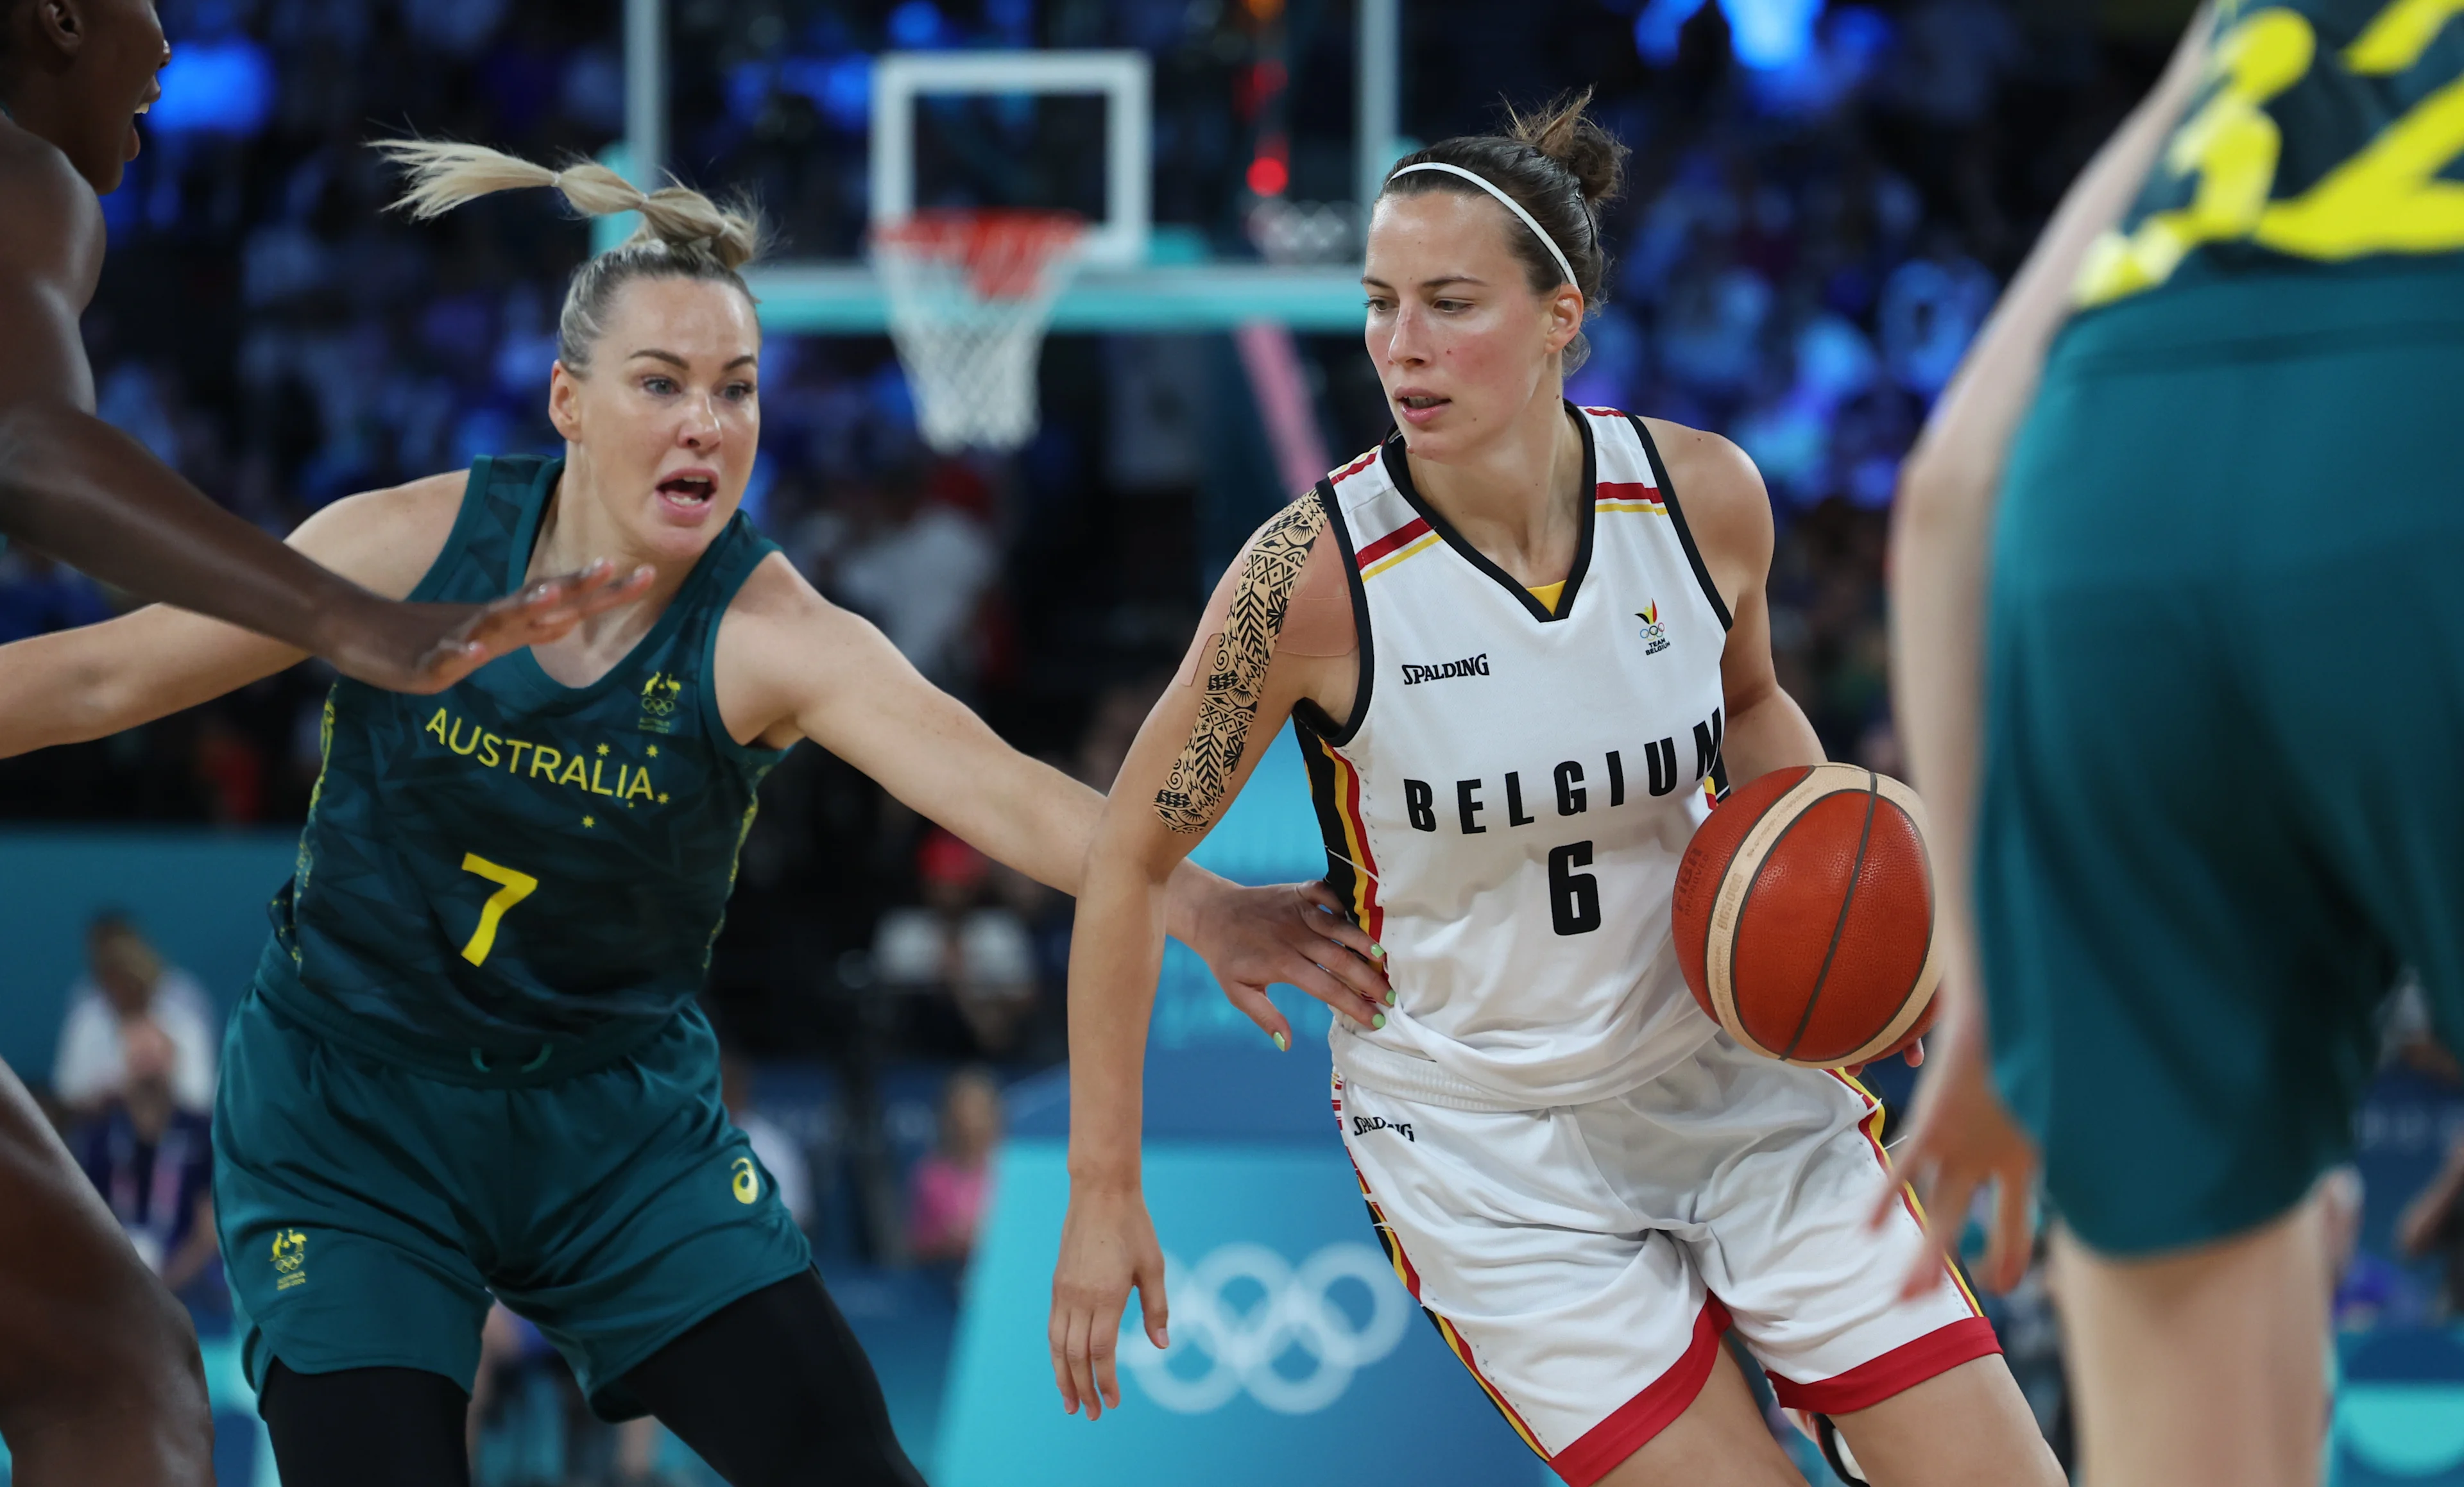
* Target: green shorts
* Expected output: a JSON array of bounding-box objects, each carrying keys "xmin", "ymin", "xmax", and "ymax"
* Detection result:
[
  {"xmin": 213, "ymin": 986, "xmax": 812, "ymax": 1416},
  {"xmin": 1980, "ymin": 264, "xmax": 2464, "ymax": 1257}
]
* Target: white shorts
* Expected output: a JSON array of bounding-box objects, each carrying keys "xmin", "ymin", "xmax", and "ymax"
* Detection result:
[{"xmin": 1335, "ymin": 1033, "xmax": 1997, "ymax": 1486}]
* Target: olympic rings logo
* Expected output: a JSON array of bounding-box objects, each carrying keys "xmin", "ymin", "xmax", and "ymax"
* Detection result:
[{"xmin": 1118, "ymin": 1241, "xmax": 1414, "ymax": 1415}]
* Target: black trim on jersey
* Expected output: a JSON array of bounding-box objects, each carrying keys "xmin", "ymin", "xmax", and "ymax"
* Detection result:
[
  {"xmin": 499, "ymin": 459, "xmax": 733, "ymax": 708},
  {"xmin": 1376, "ymin": 402, "xmax": 1598, "ymax": 625},
  {"xmin": 1296, "ymin": 715, "xmax": 1365, "ymax": 927},
  {"xmin": 405, "ymin": 457, "xmax": 502, "ymax": 604},
  {"xmin": 1290, "ymin": 478, "xmax": 1374, "ymax": 747},
  {"xmin": 1625, "ymin": 412, "xmax": 1734, "ymax": 632}
]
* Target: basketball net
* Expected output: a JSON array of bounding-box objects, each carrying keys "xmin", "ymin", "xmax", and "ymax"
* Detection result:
[{"xmin": 872, "ymin": 209, "xmax": 1086, "ymax": 454}]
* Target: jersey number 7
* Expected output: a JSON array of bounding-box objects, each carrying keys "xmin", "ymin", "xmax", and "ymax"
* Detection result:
[{"xmin": 459, "ymin": 853, "xmax": 540, "ymax": 966}]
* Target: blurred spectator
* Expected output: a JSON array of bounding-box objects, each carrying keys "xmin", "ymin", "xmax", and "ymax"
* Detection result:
[
  {"xmin": 69, "ymin": 1017, "xmax": 217, "ymax": 1294},
  {"xmin": 468, "ymin": 1302, "xmax": 579, "ymax": 1483},
  {"xmin": 0, "ymin": 547, "xmax": 116, "ymax": 645},
  {"xmin": 820, "ymin": 463, "xmax": 1000, "ymax": 692},
  {"xmin": 2323, "ymin": 1163, "xmax": 2421, "ymax": 1332},
  {"xmin": 55, "ymin": 913, "xmax": 218, "ymax": 1115},
  {"xmin": 2399, "ymin": 1135, "xmax": 2464, "ymax": 1318},
  {"xmin": 2379, "ymin": 974, "xmax": 2462, "ymax": 1083},
  {"xmin": 907, "ymin": 1068, "xmax": 1005, "ymax": 1268},
  {"xmin": 1075, "ymin": 678, "xmax": 1167, "ymax": 793},
  {"xmin": 723, "ymin": 1048, "xmax": 813, "ymax": 1231},
  {"xmin": 874, "ymin": 831, "xmax": 1038, "ymax": 1057},
  {"xmin": 1878, "ymin": 240, "xmax": 1999, "ymax": 400}
]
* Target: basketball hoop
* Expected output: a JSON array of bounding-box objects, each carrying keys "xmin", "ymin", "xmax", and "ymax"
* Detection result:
[{"xmin": 871, "ymin": 209, "xmax": 1086, "ymax": 454}]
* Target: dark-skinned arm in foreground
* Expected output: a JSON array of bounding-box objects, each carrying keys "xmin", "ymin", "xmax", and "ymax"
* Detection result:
[{"xmin": 0, "ymin": 126, "xmax": 648, "ymax": 693}]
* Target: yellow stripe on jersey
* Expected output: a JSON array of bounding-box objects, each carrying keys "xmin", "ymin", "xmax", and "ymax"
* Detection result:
[
  {"xmin": 1526, "ymin": 579, "xmax": 1564, "ymax": 614},
  {"xmin": 1317, "ymin": 740, "xmax": 1379, "ymax": 931},
  {"xmin": 1594, "ymin": 501, "xmax": 1670, "ymax": 514},
  {"xmin": 1359, "ymin": 530, "xmax": 1441, "ymax": 579},
  {"xmin": 1835, "ymin": 1068, "xmax": 1987, "ymax": 1318}
]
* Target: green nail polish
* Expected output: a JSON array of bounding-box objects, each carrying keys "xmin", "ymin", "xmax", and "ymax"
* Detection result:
[
  {"xmin": 1383, "ymin": 987, "xmax": 1396, "ymax": 1007},
  {"xmin": 1271, "ymin": 1030, "xmax": 1290, "ymax": 1052},
  {"xmin": 1370, "ymin": 942, "xmax": 1389, "ymax": 960},
  {"xmin": 1371, "ymin": 1012, "xmax": 1387, "ymax": 1032}
]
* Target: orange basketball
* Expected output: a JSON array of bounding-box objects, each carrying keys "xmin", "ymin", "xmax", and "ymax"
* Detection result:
[{"xmin": 1670, "ymin": 763, "xmax": 1940, "ymax": 1068}]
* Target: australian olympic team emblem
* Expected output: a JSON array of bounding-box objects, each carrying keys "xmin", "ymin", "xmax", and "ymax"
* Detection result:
[
  {"xmin": 1637, "ymin": 602, "xmax": 1670, "ymax": 656},
  {"xmin": 1118, "ymin": 1242, "xmax": 1412, "ymax": 1415},
  {"xmin": 638, "ymin": 672, "xmax": 685, "ymax": 734},
  {"xmin": 271, "ymin": 1228, "xmax": 309, "ymax": 1291}
]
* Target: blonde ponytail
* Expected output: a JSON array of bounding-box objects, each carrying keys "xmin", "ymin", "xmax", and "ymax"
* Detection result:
[
  {"xmin": 377, "ymin": 138, "xmax": 767, "ymax": 271},
  {"xmin": 375, "ymin": 136, "xmax": 769, "ymax": 372}
]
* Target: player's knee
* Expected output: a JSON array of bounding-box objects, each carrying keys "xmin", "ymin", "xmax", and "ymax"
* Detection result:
[
  {"xmin": 0, "ymin": 1286, "xmax": 212, "ymax": 1484},
  {"xmin": 35, "ymin": 1266, "xmax": 209, "ymax": 1416}
]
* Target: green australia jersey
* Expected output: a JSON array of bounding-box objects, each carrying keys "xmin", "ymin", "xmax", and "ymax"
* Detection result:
[
  {"xmin": 253, "ymin": 454, "xmax": 787, "ymax": 1078},
  {"xmin": 2077, "ymin": 0, "xmax": 2464, "ymax": 309}
]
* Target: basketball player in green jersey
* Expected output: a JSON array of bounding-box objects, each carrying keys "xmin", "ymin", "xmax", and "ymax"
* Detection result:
[
  {"xmin": 0, "ymin": 140, "xmax": 1392, "ymax": 1487},
  {"xmin": 0, "ymin": 7, "xmax": 644, "ymax": 1481},
  {"xmin": 1887, "ymin": 4, "xmax": 2464, "ymax": 1484}
]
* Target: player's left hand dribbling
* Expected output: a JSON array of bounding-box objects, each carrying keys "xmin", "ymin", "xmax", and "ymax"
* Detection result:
[
  {"xmin": 1870, "ymin": 982, "xmax": 2039, "ymax": 1299},
  {"xmin": 1050, "ymin": 1185, "xmax": 1168, "ymax": 1422}
]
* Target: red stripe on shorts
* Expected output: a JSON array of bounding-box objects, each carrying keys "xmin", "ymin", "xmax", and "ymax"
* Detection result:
[
  {"xmin": 1550, "ymin": 1294, "xmax": 1736, "ymax": 1487},
  {"xmin": 1765, "ymin": 1314, "xmax": 2002, "ymax": 1415}
]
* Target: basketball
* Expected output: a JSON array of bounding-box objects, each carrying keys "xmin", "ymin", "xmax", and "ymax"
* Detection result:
[{"xmin": 1671, "ymin": 764, "xmax": 1940, "ymax": 1069}]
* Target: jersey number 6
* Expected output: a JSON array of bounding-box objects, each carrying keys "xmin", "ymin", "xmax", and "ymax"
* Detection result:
[
  {"xmin": 459, "ymin": 853, "xmax": 540, "ymax": 966},
  {"xmin": 1548, "ymin": 841, "xmax": 1602, "ymax": 936}
]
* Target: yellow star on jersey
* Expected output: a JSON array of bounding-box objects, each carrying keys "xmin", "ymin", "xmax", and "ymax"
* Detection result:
[
  {"xmin": 596, "ymin": 744, "xmax": 609, "ymax": 756},
  {"xmin": 657, "ymin": 793, "xmax": 670, "ymax": 804},
  {"xmin": 582, "ymin": 815, "xmax": 595, "ymax": 828},
  {"xmin": 647, "ymin": 745, "xmax": 660, "ymax": 758}
]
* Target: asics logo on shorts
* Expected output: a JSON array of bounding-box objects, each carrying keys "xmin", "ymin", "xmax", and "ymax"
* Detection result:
[
  {"xmin": 1349, "ymin": 1114, "xmax": 1414, "ymax": 1142},
  {"xmin": 1119, "ymin": 1242, "xmax": 1412, "ymax": 1415}
]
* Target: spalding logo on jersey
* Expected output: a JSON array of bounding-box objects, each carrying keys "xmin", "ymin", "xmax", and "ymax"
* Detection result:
[{"xmin": 1401, "ymin": 652, "xmax": 1489, "ymax": 686}]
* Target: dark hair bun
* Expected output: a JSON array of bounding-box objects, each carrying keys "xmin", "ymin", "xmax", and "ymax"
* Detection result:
[{"xmin": 1508, "ymin": 88, "xmax": 1627, "ymax": 209}]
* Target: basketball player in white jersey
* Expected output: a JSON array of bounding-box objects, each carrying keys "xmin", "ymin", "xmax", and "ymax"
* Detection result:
[{"xmin": 1048, "ymin": 94, "xmax": 2060, "ymax": 1486}]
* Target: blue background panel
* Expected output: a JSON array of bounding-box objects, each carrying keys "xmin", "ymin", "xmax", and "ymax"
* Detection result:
[
  {"xmin": 0, "ymin": 830, "xmax": 297, "ymax": 1083},
  {"xmin": 937, "ymin": 1139, "xmax": 1546, "ymax": 1487}
]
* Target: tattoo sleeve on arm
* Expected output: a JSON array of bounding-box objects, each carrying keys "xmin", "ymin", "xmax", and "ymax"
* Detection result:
[{"xmin": 1154, "ymin": 495, "xmax": 1330, "ymax": 833}]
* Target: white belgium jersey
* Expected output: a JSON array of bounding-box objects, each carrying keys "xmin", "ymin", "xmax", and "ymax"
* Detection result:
[{"xmin": 1301, "ymin": 405, "xmax": 1733, "ymax": 1111}]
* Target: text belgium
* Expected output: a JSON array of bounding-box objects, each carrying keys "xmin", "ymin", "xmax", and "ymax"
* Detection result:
[{"xmin": 1400, "ymin": 706, "xmax": 1722, "ymax": 834}]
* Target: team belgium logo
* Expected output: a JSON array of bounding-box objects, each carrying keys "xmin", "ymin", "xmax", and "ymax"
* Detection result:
[
  {"xmin": 1636, "ymin": 602, "xmax": 1671, "ymax": 656},
  {"xmin": 638, "ymin": 672, "xmax": 685, "ymax": 735},
  {"xmin": 271, "ymin": 1228, "xmax": 309, "ymax": 1291}
]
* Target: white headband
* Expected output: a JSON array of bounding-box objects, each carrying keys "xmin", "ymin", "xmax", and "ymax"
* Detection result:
[{"xmin": 1389, "ymin": 161, "xmax": 1579, "ymax": 292}]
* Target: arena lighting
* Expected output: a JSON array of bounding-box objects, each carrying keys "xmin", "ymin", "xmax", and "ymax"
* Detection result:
[
  {"xmin": 145, "ymin": 35, "xmax": 275, "ymax": 136},
  {"xmin": 1246, "ymin": 154, "xmax": 1290, "ymax": 197},
  {"xmin": 1634, "ymin": 0, "xmax": 1822, "ymax": 70}
]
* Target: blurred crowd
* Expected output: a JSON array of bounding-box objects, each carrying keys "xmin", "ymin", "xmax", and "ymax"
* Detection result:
[
  {"xmin": 0, "ymin": 13, "xmax": 2189, "ymax": 1459},
  {"xmin": 44, "ymin": 909, "xmax": 1009, "ymax": 1486},
  {"xmin": 22, "ymin": 1, "xmax": 2464, "ymax": 1479},
  {"xmin": 0, "ymin": 0, "xmax": 2186, "ymax": 1048}
]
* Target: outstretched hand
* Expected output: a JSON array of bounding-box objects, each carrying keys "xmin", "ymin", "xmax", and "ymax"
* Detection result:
[
  {"xmin": 1870, "ymin": 989, "xmax": 2039, "ymax": 1299},
  {"xmin": 1181, "ymin": 880, "xmax": 1390, "ymax": 1047},
  {"xmin": 322, "ymin": 560, "xmax": 655, "ymax": 693}
]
